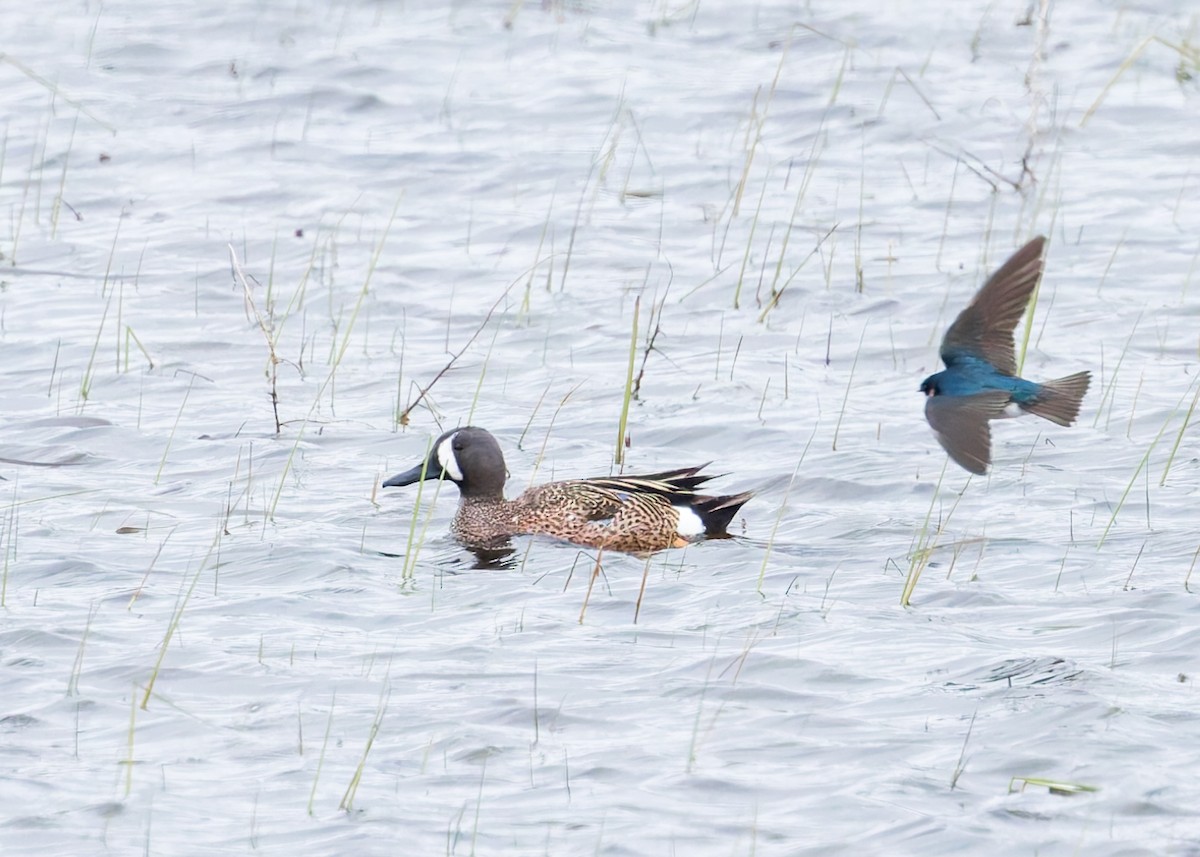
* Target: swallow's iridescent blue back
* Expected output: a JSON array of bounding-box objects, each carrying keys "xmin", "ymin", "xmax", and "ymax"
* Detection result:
[{"xmin": 923, "ymin": 355, "xmax": 1041, "ymax": 402}]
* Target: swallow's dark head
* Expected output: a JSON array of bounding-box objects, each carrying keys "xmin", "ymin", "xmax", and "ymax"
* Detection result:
[{"xmin": 919, "ymin": 377, "xmax": 938, "ymax": 397}]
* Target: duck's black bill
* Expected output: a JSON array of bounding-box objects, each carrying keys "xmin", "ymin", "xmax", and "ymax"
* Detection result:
[{"xmin": 382, "ymin": 460, "xmax": 435, "ymax": 488}]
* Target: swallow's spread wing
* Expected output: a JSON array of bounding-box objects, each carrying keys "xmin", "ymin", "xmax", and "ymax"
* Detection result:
[
  {"xmin": 940, "ymin": 236, "xmax": 1046, "ymax": 377},
  {"xmin": 924, "ymin": 391, "xmax": 1012, "ymax": 475}
]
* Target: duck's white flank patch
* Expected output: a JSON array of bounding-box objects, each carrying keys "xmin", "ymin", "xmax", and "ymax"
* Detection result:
[
  {"xmin": 675, "ymin": 506, "xmax": 705, "ymax": 537},
  {"xmin": 437, "ymin": 435, "xmax": 464, "ymax": 481}
]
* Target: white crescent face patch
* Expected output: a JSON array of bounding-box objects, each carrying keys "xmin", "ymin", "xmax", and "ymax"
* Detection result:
[{"xmin": 437, "ymin": 434, "xmax": 464, "ymax": 481}]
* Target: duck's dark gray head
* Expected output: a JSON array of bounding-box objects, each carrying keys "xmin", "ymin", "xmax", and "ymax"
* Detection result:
[{"xmin": 382, "ymin": 426, "xmax": 507, "ymax": 499}]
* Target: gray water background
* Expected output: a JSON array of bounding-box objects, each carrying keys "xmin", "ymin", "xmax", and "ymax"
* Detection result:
[{"xmin": 2, "ymin": 1, "xmax": 1199, "ymax": 854}]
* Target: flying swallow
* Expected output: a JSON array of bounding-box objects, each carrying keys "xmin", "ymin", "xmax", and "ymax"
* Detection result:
[{"xmin": 920, "ymin": 236, "xmax": 1090, "ymax": 474}]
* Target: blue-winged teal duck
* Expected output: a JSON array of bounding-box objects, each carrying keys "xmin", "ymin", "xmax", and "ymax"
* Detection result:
[{"xmin": 383, "ymin": 426, "xmax": 753, "ymax": 553}]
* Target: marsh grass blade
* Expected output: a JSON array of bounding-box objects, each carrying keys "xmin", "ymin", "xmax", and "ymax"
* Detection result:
[{"xmin": 614, "ymin": 297, "xmax": 639, "ymax": 467}]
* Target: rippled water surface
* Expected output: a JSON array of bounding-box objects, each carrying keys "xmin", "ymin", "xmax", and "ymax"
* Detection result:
[{"xmin": 2, "ymin": 2, "xmax": 1199, "ymax": 854}]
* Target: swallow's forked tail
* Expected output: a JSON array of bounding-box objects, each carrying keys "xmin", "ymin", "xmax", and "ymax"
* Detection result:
[{"xmin": 1024, "ymin": 371, "xmax": 1091, "ymax": 426}]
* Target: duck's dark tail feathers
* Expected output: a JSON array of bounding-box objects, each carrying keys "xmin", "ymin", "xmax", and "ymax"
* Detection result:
[
  {"xmin": 692, "ymin": 491, "xmax": 754, "ymax": 537},
  {"xmin": 1024, "ymin": 371, "xmax": 1091, "ymax": 426}
]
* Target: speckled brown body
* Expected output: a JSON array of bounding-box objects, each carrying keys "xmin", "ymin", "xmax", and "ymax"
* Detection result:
[
  {"xmin": 384, "ymin": 426, "xmax": 752, "ymax": 555},
  {"xmin": 451, "ymin": 479, "xmax": 707, "ymax": 553}
]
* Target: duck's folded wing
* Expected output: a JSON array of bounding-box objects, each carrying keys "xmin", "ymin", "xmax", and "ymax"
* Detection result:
[{"xmin": 533, "ymin": 470, "xmax": 708, "ymax": 524}]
